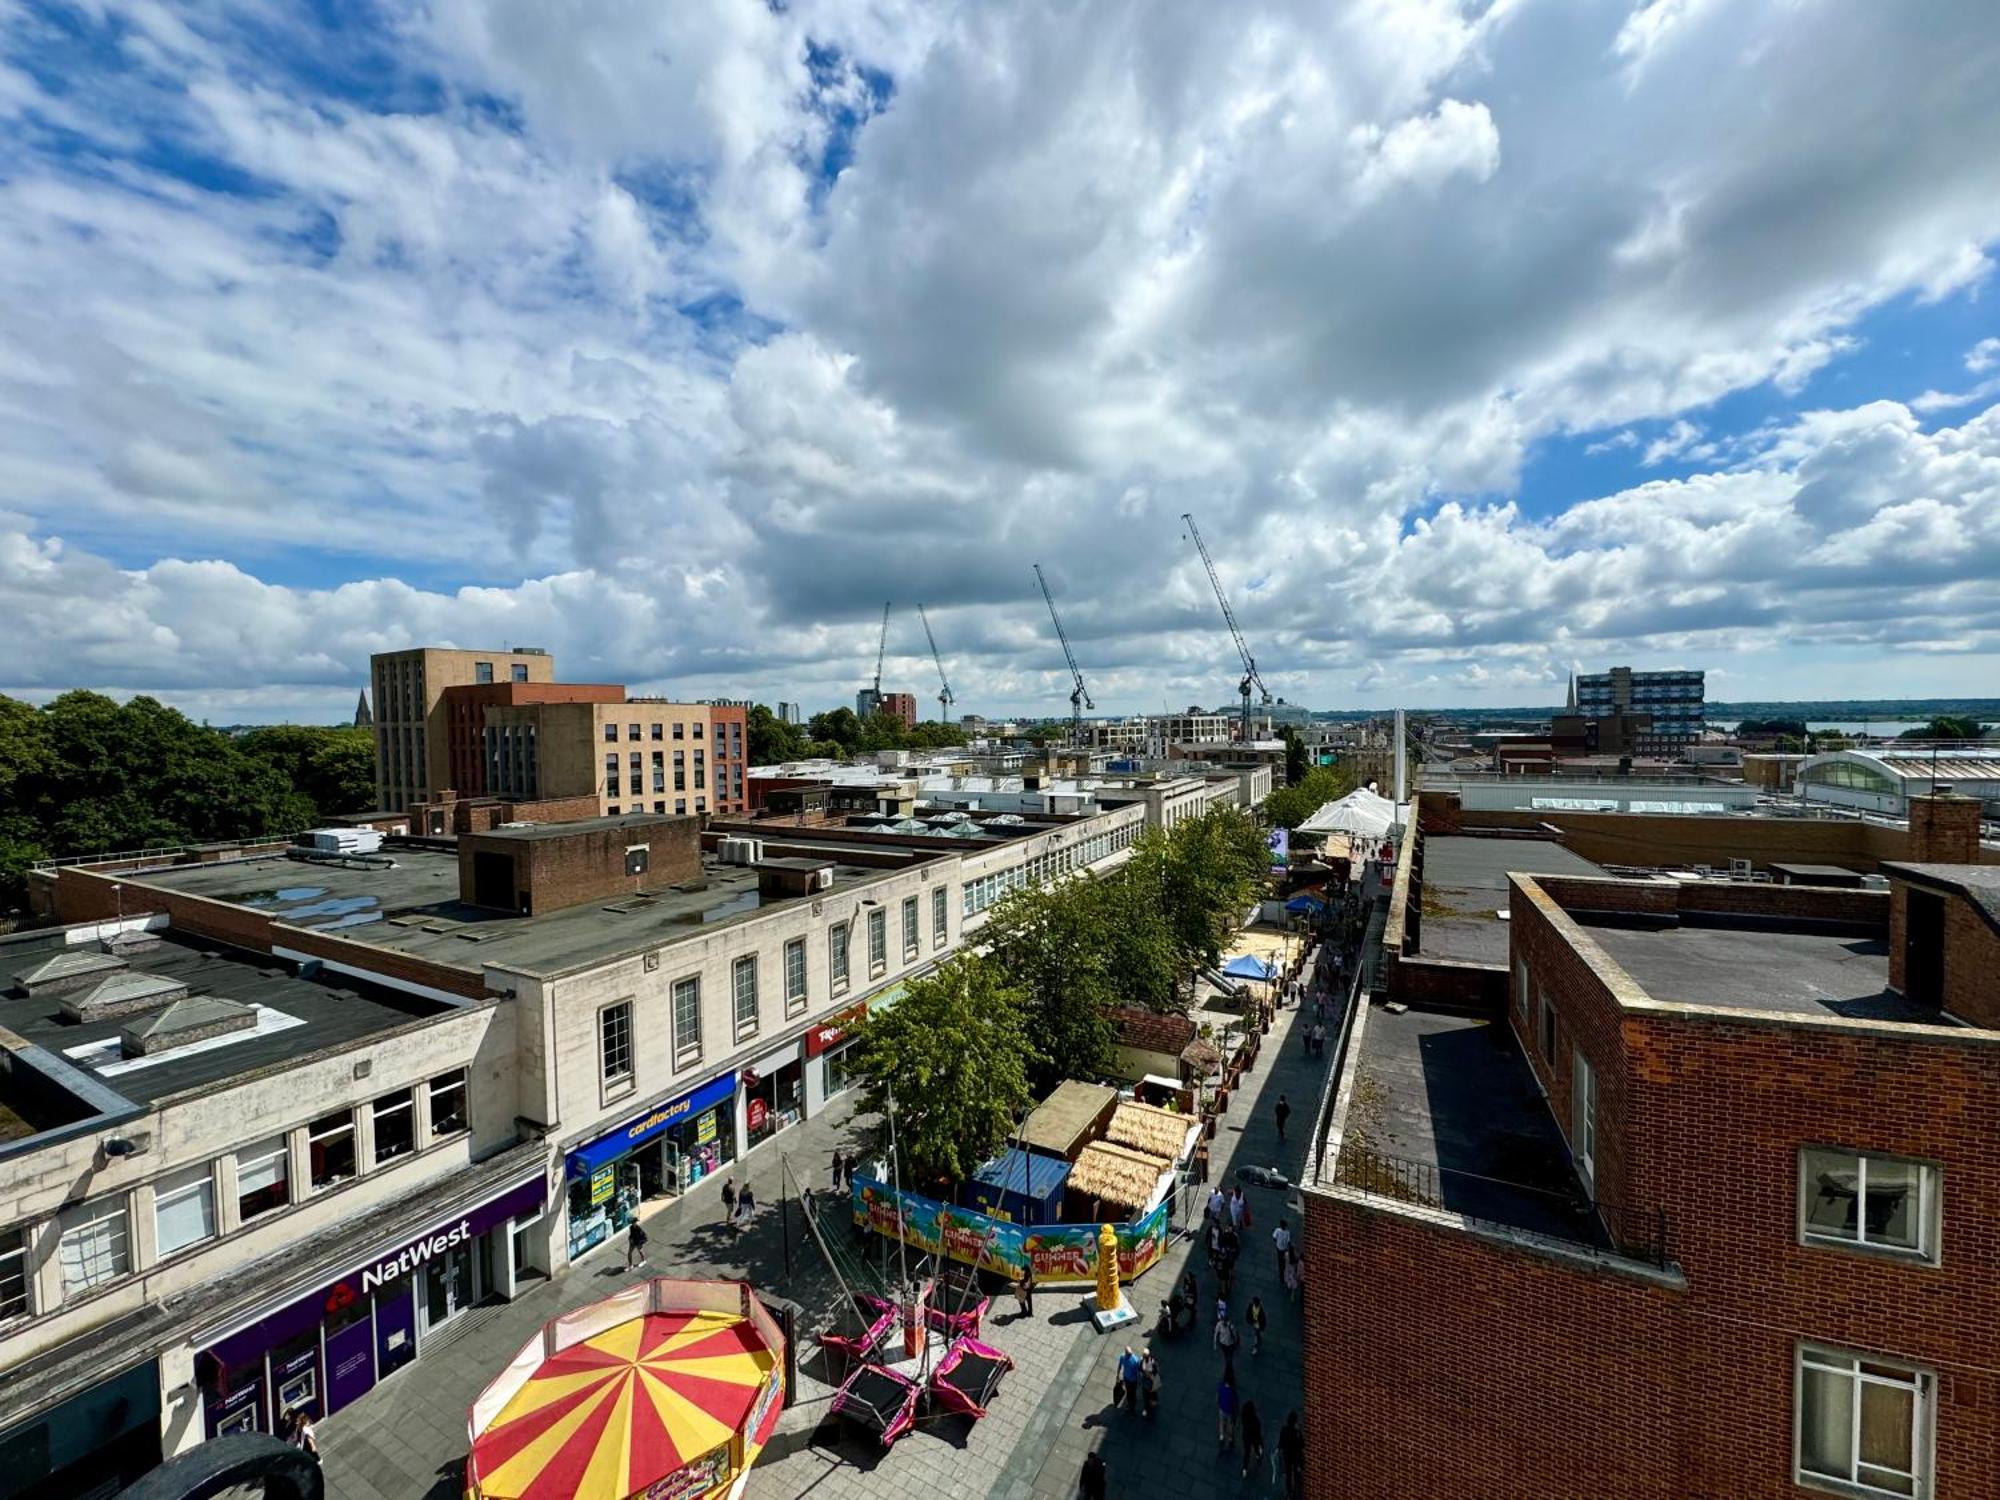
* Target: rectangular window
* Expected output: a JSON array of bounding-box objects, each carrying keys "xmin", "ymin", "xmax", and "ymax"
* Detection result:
[
  {"xmin": 628, "ymin": 774, "xmax": 642, "ymax": 795},
  {"xmin": 732, "ymin": 956, "xmax": 759, "ymax": 1042},
  {"xmin": 1537, "ymin": 989, "xmax": 1558, "ymax": 1066},
  {"xmin": 673, "ymin": 721, "xmax": 685, "ymax": 739},
  {"xmin": 608, "ymin": 805, "xmax": 620, "ymax": 815},
  {"xmin": 429, "ymin": 1069, "xmax": 468, "ymax": 1137},
  {"xmin": 831, "ymin": 921, "xmax": 851, "ymax": 993},
  {"xmin": 474, "ymin": 661, "xmax": 493, "ymax": 684},
  {"xmin": 1797, "ymin": 1344, "xmax": 1932, "ymax": 1498},
  {"xmin": 1800, "ymin": 1149, "xmax": 1940, "ymax": 1262},
  {"xmin": 675, "ymin": 798, "xmax": 687, "ymax": 814},
  {"xmin": 867, "ymin": 907, "xmax": 888, "ymax": 977},
  {"xmin": 902, "ymin": 895, "xmax": 920, "ymax": 961},
  {"xmin": 372, "ymin": 1089, "xmax": 416, "ymax": 1164},
  {"xmin": 511, "ymin": 662, "xmax": 529, "ymax": 682},
  {"xmin": 58, "ymin": 1196, "xmax": 130, "ymax": 1293},
  {"xmin": 153, "ymin": 1163, "xmax": 217, "ymax": 1259},
  {"xmin": 604, "ymin": 723, "xmax": 618, "ymax": 743},
  {"xmin": 1570, "ymin": 1051, "xmax": 1597, "ymax": 1191},
  {"xmin": 601, "ymin": 1002, "xmax": 635, "ymax": 1093},
  {"xmin": 672, "ymin": 977, "xmax": 702, "ymax": 1068},
  {"xmin": 308, "ymin": 1110, "xmax": 357, "ymax": 1191},
  {"xmin": 932, "ymin": 886, "xmax": 948, "ymax": 947},
  {"xmin": 0, "ymin": 1225, "xmax": 29, "ymax": 1322},
  {"xmin": 236, "ymin": 1137, "xmax": 290, "ymax": 1223},
  {"xmin": 1514, "ymin": 958, "xmax": 1529, "ymax": 1016},
  {"xmin": 693, "ymin": 722, "xmax": 704, "ymax": 739},
  {"xmin": 628, "ymin": 722, "xmax": 641, "ymax": 740},
  {"xmin": 784, "ymin": 937, "xmax": 808, "ymax": 1017},
  {"xmin": 651, "ymin": 723, "xmax": 663, "ymax": 740}
]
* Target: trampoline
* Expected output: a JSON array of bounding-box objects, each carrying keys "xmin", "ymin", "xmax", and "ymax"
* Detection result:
[
  {"xmin": 926, "ymin": 1336, "xmax": 1015, "ymax": 1420},
  {"xmin": 816, "ymin": 1293, "xmax": 897, "ymax": 1373},
  {"xmin": 829, "ymin": 1362, "xmax": 922, "ymax": 1448},
  {"xmin": 923, "ymin": 1291, "xmax": 989, "ymax": 1340}
]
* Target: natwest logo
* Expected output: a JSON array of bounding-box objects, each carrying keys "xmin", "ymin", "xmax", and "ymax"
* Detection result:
[{"xmin": 360, "ymin": 1218, "xmax": 471, "ymax": 1293}]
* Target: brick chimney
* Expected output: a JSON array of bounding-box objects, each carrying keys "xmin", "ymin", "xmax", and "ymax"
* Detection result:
[{"xmin": 1908, "ymin": 792, "xmax": 1980, "ymax": 864}]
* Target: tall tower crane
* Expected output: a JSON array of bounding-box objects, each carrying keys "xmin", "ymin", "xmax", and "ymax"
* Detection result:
[
  {"xmin": 857, "ymin": 601, "xmax": 891, "ymax": 719},
  {"xmin": 1182, "ymin": 511, "xmax": 1270, "ymax": 741},
  {"xmin": 1032, "ymin": 564, "xmax": 1093, "ymax": 747},
  {"xmin": 917, "ymin": 604, "xmax": 955, "ymax": 723}
]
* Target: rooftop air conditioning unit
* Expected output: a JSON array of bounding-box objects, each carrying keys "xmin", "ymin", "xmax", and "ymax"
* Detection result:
[{"xmin": 812, "ymin": 866, "xmax": 834, "ymax": 892}]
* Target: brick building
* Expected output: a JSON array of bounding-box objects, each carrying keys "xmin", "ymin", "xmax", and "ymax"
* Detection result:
[
  {"xmin": 1304, "ymin": 793, "xmax": 1999, "ymax": 1500},
  {"xmin": 879, "ymin": 692, "xmax": 918, "ymax": 730},
  {"xmin": 482, "ymin": 698, "xmax": 747, "ymax": 818},
  {"xmin": 368, "ymin": 646, "xmax": 554, "ymax": 810},
  {"xmin": 437, "ymin": 681, "xmax": 624, "ymax": 798}
]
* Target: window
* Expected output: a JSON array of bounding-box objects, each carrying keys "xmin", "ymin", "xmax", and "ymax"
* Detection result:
[
  {"xmin": 629, "ymin": 774, "xmax": 642, "ymax": 795},
  {"xmin": 604, "ymin": 723, "xmax": 618, "ymax": 743},
  {"xmin": 373, "ymin": 1089, "xmax": 416, "ymax": 1164},
  {"xmin": 600, "ymin": 1002, "xmax": 635, "ymax": 1094},
  {"xmin": 511, "ymin": 663, "xmax": 529, "ymax": 683},
  {"xmin": 867, "ymin": 907, "xmax": 888, "ymax": 977},
  {"xmin": 671, "ymin": 977, "xmax": 702, "ymax": 1068},
  {"xmin": 474, "ymin": 660, "xmax": 494, "ymax": 684},
  {"xmin": 654, "ymin": 800, "xmax": 665, "ymax": 813},
  {"xmin": 674, "ymin": 750, "xmax": 686, "ymax": 791},
  {"xmin": 1514, "ymin": 958, "xmax": 1529, "ymax": 1017},
  {"xmin": 831, "ymin": 921, "xmax": 851, "ymax": 993},
  {"xmin": 932, "ymin": 886, "xmax": 948, "ymax": 948},
  {"xmin": 608, "ymin": 805, "xmax": 620, "ymax": 815},
  {"xmin": 651, "ymin": 723, "xmax": 663, "ymax": 741},
  {"xmin": 673, "ymin": 721, "xmax": 685, "ymax": 740},
  {"xmin": 733, "ymin": 957, "xmax": 760, "ymax": 1042},
  {"xmin": 236, "ymin": 1137, "xmax": 290, "ymax": 1222},
  {"xmin": 429, "ymin": 1069, "xmax": 468, "ymax": 1136},
  {"xmin": 628, "ymin": 722, "xmax": 641, "ymax": 740},
  {"xmin": 1797, "ymin": 1344, "xmax": 1932, "ymax": 1498},
  {"xmin": 693, "ymin": 722, "xmax": 704, "ymax": 739},
  {"xmin": 153, "ymin": 1163, "xmax": 217, "ymax": 1259},
  {"xmin": 58, "ymin": 1196, "xmax": 130, "ymax": 1293},
  {"xmin": 784, "ymin": 938, "xmax": 808, "ymax": 1017},
  {"xmin": 1570, "ymin": 1051, "xmax": 1597, "ymax": 1191},
  {"xmin": 901, "ymin": 895, "xmax": 920, "ymax": 960},
  {"xmin": 0, "ymin": 1225, "xmax": 29, "ymax": 1322},
  {"xmin": 308, "ymin": 1110, "xmax": 357, "ymax": 1190},
  {"xmin": 696, "ymin": 797, "xmax": 705, "ymax": 813},
  {"xmin": 1537, "ymin": 989, "xmax": 1558, "ymax": 1066},
  {"xmin": 1800, "ymin": 1150, "xmax": 1940, "ymax": 1261},
  {"xmin": 675, "ymin": 798, "xmax": 686, "ymax": 814}
]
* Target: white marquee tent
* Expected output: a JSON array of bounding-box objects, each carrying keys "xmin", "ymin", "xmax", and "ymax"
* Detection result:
[{"xmin": 1297, "ymin": 786, "xmax": 1398, "ymax": 839}]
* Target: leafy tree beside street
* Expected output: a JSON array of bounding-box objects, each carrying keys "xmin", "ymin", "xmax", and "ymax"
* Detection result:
[
  {"xmin": 1262, "ymin": 761, "xmax": 1360, "ymax": 832},
  {"xmin": 851, "ymin": 955, "xmax": 1040, "ymax": 1191},
  {"xmin": 979, "ymin": 879, "xmax": 1121, "ymax": 1094}
]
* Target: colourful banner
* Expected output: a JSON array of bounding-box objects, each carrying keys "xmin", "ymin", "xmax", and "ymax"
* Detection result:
[{"xmin": 851, "ymin": 1178, "xmax": 1168, "ymax": 1287}]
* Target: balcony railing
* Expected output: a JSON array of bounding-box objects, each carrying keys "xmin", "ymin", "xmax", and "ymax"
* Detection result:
[{"xmin": 1332, "ymin": 1142, "xmax": 1670, "ymax": 1269}]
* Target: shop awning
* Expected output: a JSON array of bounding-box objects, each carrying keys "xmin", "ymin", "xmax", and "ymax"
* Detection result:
[{"xmin": 565, "ymin": 1072, "xmax": 738, "ymax": 1180}]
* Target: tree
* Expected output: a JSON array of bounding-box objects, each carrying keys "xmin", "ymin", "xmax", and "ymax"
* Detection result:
[
  {"xmin": 1736, "ymin": 717, "xmax": 1809, "ymax": 739},
  {"xmin": 1279, "ymin": 725, "xmax": 1309, "ymax": 785},
  {"xmin": 1091, "ymin": 865, "xmax": 1181, "ymax": 1013},
  {"xmin": 1898, "ymin": 716, "xmax": 1985, "ymax": 741},
  {"xmin": 1130, "ymin": 807, "xmax": 1270, "ymax": 994},
  {"xmin": 237, "ymin": 725, "xmax": 374, "ymax": 821},
  {"xmin": 906, "ymin": 720, "xmax": 970, "ymax": 749},
  {"xmin": 1262, "ymin": 762, "xmax": 1359, "ymax": 831},
  {"xmin": 807, "ymin": 707, "xmax": 863, "ymax": 753},
  {"xmin": 980, "ymin": 879, "xmax": 1119, "ymax": 1094},
  {"xmin": 852, "ymin": 956, "xmax": 1039, "ymax": 1191},
  {"xmin": 746, "ymin": 704, "xmax": 810, "ymax": 764}
]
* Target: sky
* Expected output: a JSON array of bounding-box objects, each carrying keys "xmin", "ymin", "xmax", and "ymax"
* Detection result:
[{"xmin": 2, "ymin": 0, "xmax": 1998, "ymax": 724}]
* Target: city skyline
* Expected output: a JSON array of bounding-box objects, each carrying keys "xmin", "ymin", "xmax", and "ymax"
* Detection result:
[{"xmin": 3, "ymin": 3, "xmax": 1998, "ymax": 718}]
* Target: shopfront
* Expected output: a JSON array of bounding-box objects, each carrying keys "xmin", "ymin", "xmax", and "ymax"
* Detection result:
[
  {"xmin": 805, "ymin": 999, "xmax": 869, "ymax": 1114},
  {"xmin": 564, "ymin": 1071, "xmax": 738, "ymax": 1260},
  {"xmin": 742, "ymin": 1040, "xmax": 804, "ymax": 1150},
  {"xmin": 196, "ymin": 1173, "xmax": 545, "ymax": 1438}
]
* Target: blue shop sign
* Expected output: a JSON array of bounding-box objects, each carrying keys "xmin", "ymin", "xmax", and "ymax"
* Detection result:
[{"xmin": 566, "ymin": 1071, "xmax": 738, "ymax": 1179}]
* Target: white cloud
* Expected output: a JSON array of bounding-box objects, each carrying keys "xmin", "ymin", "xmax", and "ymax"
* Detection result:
[{"xmin": 1966, "ymin": 336, "xmax": 2000, "ymax": 373}]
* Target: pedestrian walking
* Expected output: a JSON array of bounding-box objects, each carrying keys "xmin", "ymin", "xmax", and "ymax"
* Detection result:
[
  {"xmin": 1278, "ymin": 1411, "xmax": 1305, "ymax": 1500},
  {"xmin": 1283, "ymin": 1247, "xmax": 1302, "ymax": 1302},
  {"xmin": 1206, "ymin": 1185, "xmax": 1226, "ymax": 1228},
  {"xmin": 1275, "ymin": 1093, "xmax": 1291, "ymax": 1142},
  {"xmin": 626, "ymin": 1219, "xmax": 648, "ymax": 1269},
  {"xmin": 1272, "ymin": 1219, "xmax": 1293, "ymax": 1281},
  {"xmin": 1229, "ymin": 1187, "xmax": 1247, "ymax": 1231},
  {"xmin": 1141, "ymin": 1348, "xmax": 1161, "ymax": 1418},
  {"xmin": 1240, "ymin": 1399, "xmax": 1266, "ymax": 1481},
  {"xmin": 719, "ymin": 1176, "xmax": 738, "ymax": 1225},
  {"xmin": 1015, "ymin": 1264, "xmax": 1036, "ymax": 1317},
  {"xmin": 1215, "ymin": 1376, "xmax": 1238, "ymax": 1449},
  {"xmin": 1179, "ymin": 1268, "xmax": 1199, "ymax": 1323},
  {"xmin": 1214, "ymin": 1315, "xmax": 1240, "ymax": 1380},
  {"xmin": 1245, "ymin": 1295, "xmax": 1267, "ymax": 1355},
  {"xmin": 830, "ymin": 1149, "xmax": 846, "ymax": 1192},
  {"xmin": 1116, "ymin": 1345, "xmax": 1143, "ymax": 1413},
  {"xmin": 1079, "ymin": 1451, "xmax": 1107, "ymax": 1500},
  {"xmin": 737, "ymin": 1183, "xmax": 756, "ymax": 1227}
]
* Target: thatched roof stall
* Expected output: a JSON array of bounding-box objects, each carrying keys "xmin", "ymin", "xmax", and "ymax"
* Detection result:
[
  {"xmin": 1105, "ymin": 1100, "xmax": 1198, "ymax": 1166},
  {"xmin": 1018, "ymin": 1080, "xmax": 1120, "ymax": 1160},
  {"xmin": 1065, "ymin": 1141, "xmax": 1173, "ymax": 1220}
]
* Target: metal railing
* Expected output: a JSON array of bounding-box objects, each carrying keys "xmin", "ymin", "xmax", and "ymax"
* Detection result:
[
  {"xmin": 1332, "ymin": 1142, "xmax": 1670, "ymax": 1269},
  {"xmin": 29, "ymin": 834, "xmax": 306, "ymax": 873}
]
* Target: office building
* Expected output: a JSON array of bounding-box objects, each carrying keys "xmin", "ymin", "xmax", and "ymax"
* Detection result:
[
  {"xmin": 482, "ymin": 699, "xmax": 748, "ymax": 818},
  {"xmin": 368, "ymin": 647, "xmax": 553, "ymax": 811},
  {"xmin": 1575, "ymin": 666, "xmax": 1706, "ymax": 753}
]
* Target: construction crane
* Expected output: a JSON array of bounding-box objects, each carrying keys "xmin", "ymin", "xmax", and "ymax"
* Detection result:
[
  {"xmin": 858, "ymin": 601, "xmax": 891, "ymax": 718},
  {"xmin": 1032, "ymin": 563, "xmax": 1093, "ymax": 747},
  {"xmin": 1182, "ymin": 511, "xmax": 1270, "ymax": 741},
  {"xmin": 917, "ymin": 604, "xmax": 955, "ymax": 723}
]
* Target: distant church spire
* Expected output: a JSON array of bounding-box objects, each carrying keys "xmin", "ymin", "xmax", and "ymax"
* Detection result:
[
  {"xmin": 1565, "ymin": 672, "xmax": 1576, "ymax": 713},
  {"xmin": 354, "ymin": 690, "xmax": 373, "ymax": 728}
]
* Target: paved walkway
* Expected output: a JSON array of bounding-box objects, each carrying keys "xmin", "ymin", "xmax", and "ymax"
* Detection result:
[{"xmin": 318, "ymin": 971, "xmax": 1333, "ymax": 1500}]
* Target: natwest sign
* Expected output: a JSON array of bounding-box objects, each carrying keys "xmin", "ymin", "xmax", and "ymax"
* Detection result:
[
  {"xmin": 360, "ymin": 1218, "xmax": 473, "ymax": 1293},
  {"xmin": 805, "ymin": 1001, "xmax": 869, "ymax": 1058}
]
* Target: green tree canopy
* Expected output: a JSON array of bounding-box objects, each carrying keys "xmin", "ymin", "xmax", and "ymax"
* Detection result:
[
  {"xmin": 979, "ymin": 878, "xmax": 1120, "ymax": 1094},
  {"xmin": 1898, "ymin": 716, "xmax": 1986, "ymax": 741},
  {"xmin": 1127, "ymin": 806, "xmax": 1271, "ymax": 990},
  {"xmin": 1278, "ymin": 725, "xmax": 1309, "ymax": 785},
  {"xmin": 852, "ymin": 955, "xmax": 1039, "ymax": 1190},
  {"xmin": 745, "ymin": 704, "xmax": 811, "ymax": 764},
  {"xmin": 236, "ymin": 725, "xmax": 374, "ymax": 821}
]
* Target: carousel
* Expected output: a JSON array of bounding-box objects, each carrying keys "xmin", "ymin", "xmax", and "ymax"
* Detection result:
[{"xmin": 465, "ymin": 1278, "xmax": 786, "ymax": 1500}]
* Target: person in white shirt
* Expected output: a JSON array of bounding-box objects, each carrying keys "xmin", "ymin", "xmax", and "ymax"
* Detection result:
[{"xmin": 1272, "ymin": 1219, "xmax": 1293, "ymax": 1280}]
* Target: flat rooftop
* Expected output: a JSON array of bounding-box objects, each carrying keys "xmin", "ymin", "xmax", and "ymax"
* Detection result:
[
  {"xmin": 1339, "ymin": 1003, "xmax": 1604, "ymax": 1244},
  {"xmin": 123, "ymin": 846, "xmax": 903, "ymax": 978},
  {"xmin": 1578, "ymin": 921, "xmax": 1931, "ymax": 1023},
  {"xmin": 0, "ymin": 932, "xmax": 447, "ymax": 1109},
  {"xmin": 467, "ymin": 812, "xmax": 685, "ymax": 842},
  {"xmin": 1420, "ymin": 836, "xmax": 1608, "ymax": 967}
]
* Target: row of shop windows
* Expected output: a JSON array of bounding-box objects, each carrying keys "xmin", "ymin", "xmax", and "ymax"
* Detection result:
[{"xmin": 0, "ymin": 1068, "xmax": 469, "ymax": 1328}]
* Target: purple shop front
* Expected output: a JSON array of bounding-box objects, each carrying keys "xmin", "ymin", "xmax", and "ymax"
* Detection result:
[{"xmin": 198, "ymin": 1173, "xmax": 544, "ymax": 1437}]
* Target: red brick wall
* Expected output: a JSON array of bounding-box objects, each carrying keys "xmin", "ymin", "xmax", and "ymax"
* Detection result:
[
  {"xmin": 1889, "ymin": 880, "xmax": 2000, "ymax": 1027},
  {"xmin": 52, "ymin": 867, "xmax": 277, "ymax": 952},
  {"xmin": 278, "ymin": 924, "xmax": 487, "ymax": 1000},
  {"xmin": 708, "ymin": 704, "xmax": 748, "ymax": 814},
  {"xmin": 438, "ymin": 682, "xmax": 626, "ymax": 797},
  {"xmin": 1387, "ymin": 955, "xmax": 1507, "ymax": 1010},
  {"xmin": 1303, "ymin": 1192, "xmax": 1686, "ymax": 1500},
  {"xmin": 460, "ymin": 817, "xmax": 703, "ymax": 915},
  {"xmin": 1531, "ymin": 873, "xmax": 1887, "ymax": 932},
  {"xmin": 1457, "ymin": 806, "xmax": 1992, "ymax": 873},
  {"xmin": 1909, "ymin": 794, "xmax": 1982, "ymax": 864}
]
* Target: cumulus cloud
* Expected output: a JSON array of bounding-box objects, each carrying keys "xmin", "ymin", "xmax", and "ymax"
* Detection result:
[{"xmin": 0, "ymin": 0, "xmax": 1997, "ymax": 718}]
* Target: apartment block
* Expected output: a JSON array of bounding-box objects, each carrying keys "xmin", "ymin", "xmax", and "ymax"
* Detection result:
[
  {"xmin": 483, "ymin": 699, "xmax": 748, "ymax": 818},
  {"xmin": 1302, "ymin": 797, "xmax": 1999, "ymax": 1500},
  {"xmin": 879, "ymin": 692, "xmax": 918, "ymax": 730},
  {"xmin": 368, "ymin": 647, "xmax": 554, "ymax": 810},
  {"xmin": 437, "ymin": 680, "xmax": 624, "ymax": 798},
  {"xmin": 1576, "ymin": 665, "xmax": 1706, "ymax": 752}
]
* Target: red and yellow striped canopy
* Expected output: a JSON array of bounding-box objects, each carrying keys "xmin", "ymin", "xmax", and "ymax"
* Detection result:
[{"xmin": 469, "ymin": 1310, "xmax": 777, "ymax": 1500}]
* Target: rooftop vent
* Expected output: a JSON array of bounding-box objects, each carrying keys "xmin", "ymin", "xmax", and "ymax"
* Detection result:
[
  {"xmin": 102, "ymin": 930, "xmax": 162, "ymax": 957},
  {"xmin": 61, "ymin": 971, "xmax": 191, "ymax": 1023},
  {"xmin": 15, "ymin": 950, "xmax": 128, "ymax": 998},
  {"xmin": 120, "ymin": 997, "xmax": 256, "ymax": 1058}
]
